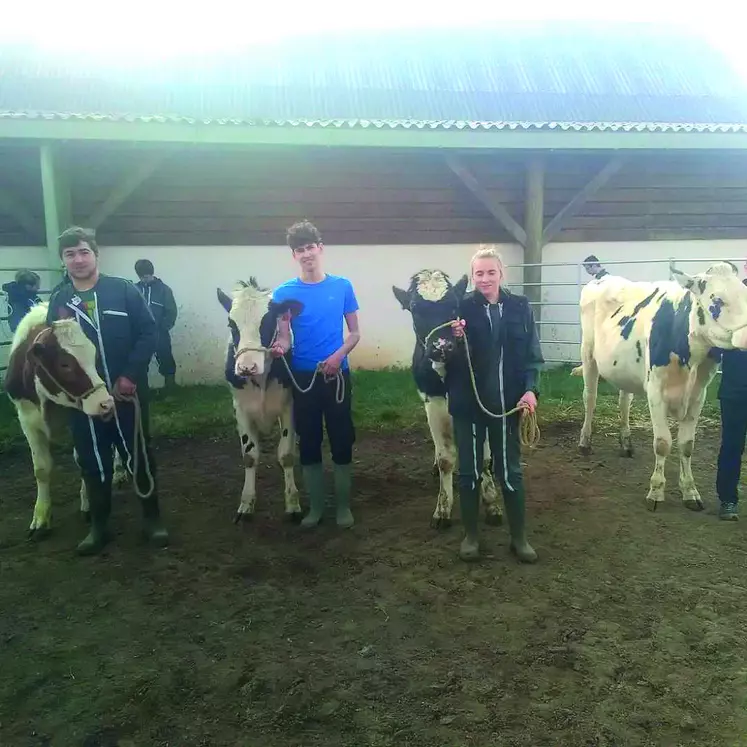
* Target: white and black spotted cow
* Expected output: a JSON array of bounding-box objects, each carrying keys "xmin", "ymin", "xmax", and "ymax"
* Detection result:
[
  {"xmin": 574, "ymin": 261, "xmax": 747, "ymax": 511},
  {"xmin": 393, "ymin": 269, "xmax": 502, "ymax": 528},
  {"xmin": 217, "ymin": 278, "xmax": 304, "ymax": 523}
]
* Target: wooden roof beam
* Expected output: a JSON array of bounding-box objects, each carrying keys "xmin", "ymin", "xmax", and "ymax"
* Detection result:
[
  {"xmin": 445, "ymin": 154, "xmax": 527, "ymax": 246},
  {"xmin": 87, "ymin": 152, "xmax": 169, "ymax": 229},
  {"xmin": 542, "ymin": 156, "xmax": 626, "ymax": 244},
  {"xmin": 0, "ymin": 188, "xmax": 44, "ymax": 244}
]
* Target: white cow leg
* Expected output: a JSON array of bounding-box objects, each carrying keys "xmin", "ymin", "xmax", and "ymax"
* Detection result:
[
  {"xmin": 234, "ymin": 407, "xmax": 259, "ymax": 524},
  {"xmin": 479, "ymin": 439, "xmax": 503, "ymax": 526},
  {"xmin": 677, "ymin": 416, "xmax": 704, "ymax": 511},
  {"xmin": 22, "ymin": 421, "xmax": 54, "ymax": 538},
  {"xmin": 278, "ymin": 401, "xmax": 302, "ymax": 522},
  {"xmin": 618, "ymin": 391, "xmax": 634, "ymax": 457},
  {"xmin": 424, "ymin": 397, "xmax": 455, "ymax": 528},
  {"xmin": 646, "ymin": 390, "xmax": 671, "ymax": 510},
  {"xmin": 112, "ymin": 449, "xmax": 129, "ymax": 487},
  {"xmin": 579, "ymin": 357, "xmax": 600, "ymax": 455}
]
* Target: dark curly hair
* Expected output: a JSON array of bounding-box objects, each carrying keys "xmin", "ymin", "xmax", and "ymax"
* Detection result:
[
  {"xmin": 58, "ymin": 226, "xmax": 99, "ymax": 257},
  {"xmin": 286, "ymin": 220, "xmax": 322, "ymax": 250}
]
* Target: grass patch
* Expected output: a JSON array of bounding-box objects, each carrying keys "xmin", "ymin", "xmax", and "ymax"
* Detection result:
[{"xmin": 0, "ymin": 364, "xmax": 722, "ymax": 455}]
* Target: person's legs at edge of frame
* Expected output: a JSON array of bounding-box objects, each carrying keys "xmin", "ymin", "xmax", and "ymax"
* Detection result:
[
  {"xmin": 716, "ymin": 398, "xmax": 747, "ymax": 521},
  {"xmin": 487, "ymin": 412, "xmax": 537, "ymax": 563},
  {"xmin": 113, "ymin": 393, "xmax": 169, "ymax": 546},
  {"xmin": 324, "ymin": 368, "xmax": 355, "ymax": 528},
  {"xmin": 452, "ymin": 417, "xmax": 487, "ymax": 561}
]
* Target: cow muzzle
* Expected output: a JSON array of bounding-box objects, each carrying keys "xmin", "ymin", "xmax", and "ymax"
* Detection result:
[
  {"xmin": 235, "ymin": 351, "xmax": 266, "ymax": 378},
  {"xmin": 81, "ymin": 387, "xmax": 116, "ymax": 419}
]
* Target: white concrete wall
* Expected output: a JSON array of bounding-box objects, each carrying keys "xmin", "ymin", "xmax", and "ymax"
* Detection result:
[
  {"xmin": 540, "ymin": 240, "xmax": 747, "ymax": 364},
  {"xmin": 3, "ymin": 240, "xmax": 745, "ymax": 383}
]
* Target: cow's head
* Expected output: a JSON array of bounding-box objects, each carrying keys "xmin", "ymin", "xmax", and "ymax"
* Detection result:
[
  {"xmin": 673, "ymin": 261, "xmax": 747, "ymax": 349},
  {"xmin": 392, "ymin": 269, "xmax": 469, "ymax": 364},
  {"xmin": 217, "ymin": 278, "xmax": 303, "ymax": 379},
  {"xmin": 29, "ymin": 318, "xmax": 114, "ymax": 417}
]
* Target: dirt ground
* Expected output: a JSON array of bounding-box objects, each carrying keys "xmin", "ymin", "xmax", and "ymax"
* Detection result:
[{"xmin": 1, "ymin": 418, "xmax": 747, "ymax": 747}]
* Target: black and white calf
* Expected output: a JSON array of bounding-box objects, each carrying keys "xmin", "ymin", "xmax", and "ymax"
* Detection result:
[
  {"xmin": 217, "ymin": 278, "xmax": 304, "ymax": 523},
  {"xmin": 393, "ymin": 269, "xmax": 502, "ymax": 528}
]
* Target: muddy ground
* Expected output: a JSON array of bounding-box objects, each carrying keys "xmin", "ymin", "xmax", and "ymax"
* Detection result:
[{"xmin": 1, "ymin": 419, "xmax": 746, "ymax": 747}]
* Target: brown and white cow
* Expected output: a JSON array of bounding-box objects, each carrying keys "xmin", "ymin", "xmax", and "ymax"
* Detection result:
[
  {"xmin": 3, "ymin": 303, "xmax": 115, "ymax": 536},
  {"xmin": 574, "ymin": 261, "xmax": 747, "ymax": 511},
  {"xmin": 217, "ymin": 278, "xmax": 304, "ymax": 523},
  {"xmin": 393, "ymin": 269, "xmax": 503, "ymax": 528}
]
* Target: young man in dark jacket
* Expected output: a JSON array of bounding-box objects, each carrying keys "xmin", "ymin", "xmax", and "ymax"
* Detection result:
[
  {"xmin": 2, "ymin": 270, "xmax": 41, "ymax": 331},
  {"xmin": 714, "ymin": 271, "xmax": 747, "ymax": 521},
  {"xmin": 447, "ymin": 246, "xmax": 544, "ymax": 562},
  {"xmin": 134, "ymin": 259, "xmax": 178, "ymax": 389},
  {"xmin": 48, "ymin": 227, "xmax": 169, "ymax": 555}
]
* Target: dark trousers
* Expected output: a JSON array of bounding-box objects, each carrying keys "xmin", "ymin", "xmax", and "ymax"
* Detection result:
[
  {"xmin": 452, "ymin": 412, "xmax": 524, "ymax": 495},
  {"xmin": 155, "ymin": 329, "xmax": 176, "ymax": 377},
  {"xmin": 70, "ymin": 395, "xmax": 157, "ymax": 495},
  {"xmin": 716, "ymin": 399, "xmax": 747, "ymax": 505},
  {"xmin": 292, "ymin": 369, "xmax": 355, "ymax": 466}
]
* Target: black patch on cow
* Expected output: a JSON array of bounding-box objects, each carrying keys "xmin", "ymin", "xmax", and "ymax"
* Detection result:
[
  {"xmin": 613, "ymin": 359, "xmax": 617, "ymax": 366},
  {"xmin": 632, "ymin": 288, "xmax": 659, "ymax": 316},
  {"xmin": 709, "ymin": 296, "xmax": 724, "ymax": 320},
  {"xmin": 225, "ymin": 342, "xmax": 248, "ymax": 389},
  {"xmin": 228, "ymin": 319, "xmax": 240, "ymax": 347},
  {"xmin": 619, "ymin": 316, "xmax": 635, "ymax": 340},
  {"xmin": 241, "ymin": 434, "xmax": 248, "ymax": 445},
  {"xmin": 245, "ymin": 441, "xmax": 255, "ymax": 453},
  {"xmin": 697, "ymin": 279, "xmax": 707, "ymax": 294},
  {"xmin": 649, "ymin": 295, "xmax": 692, "ymax": 369},
  {"xmin": 657, "ymin": 291, "xmax": 667, "ymax": 301},
  {"xmin": 697, "ymin": 306, "xmax": 706, "ymax": 326},
  {"xmin": 282, "ymin": 428, "xmax": 289, "ymax": 437},
  {"xmin": 611, "ymin": 305, "xmax": 624, "ymax": 319},
  {"xmin": 636, "ymin": 340, "xmax": 643, "ymax": 362},
  {"xmin": 412, "ymin": 344, "xmax": 447, "ymax": 398}
]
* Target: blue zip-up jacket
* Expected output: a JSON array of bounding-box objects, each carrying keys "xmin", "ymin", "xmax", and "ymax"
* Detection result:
[
  {"xmin": 2, "ymin": 281, "xmax": 41, "ymax": 332},
  {"xmin": 134, "ymin": 277, "xmax": 178, "ymax": 331},
  {"xmin": 46, "ymin": 275, "xmax": 157, "ymax": 389},
  {"xmin": 445, "ymin": 288, "xmax": 544, "ymax": 419},
  {"xmin": 710, "ymin": 278, "xmax": 747, "ymax": 402}
]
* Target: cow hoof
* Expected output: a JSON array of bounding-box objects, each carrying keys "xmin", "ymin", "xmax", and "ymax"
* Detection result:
[
  {"xmin": 485, "ymin": 512, "xmax": 503, "ymax": 527},
  {"xmin": 81, "ymin": 510, "xmax": 91, "ymax": 524},
  {"xmin": 285, "ymin": 511, "xmax": 303, "ymax": 524},
  {"xmin": 430, "ymin": 516, "xmax": 452, "ymax": 530},
  {"xmin": 234, "ymin": 512, "xmax": 253, "ymax": 525},
  {"xmin": 579, "ymin": 445, "xmax": 592, "ymax": 456},
  {"xmin": 27, "ymin": 526, "xmax": 51, "ymax": 541},
  {"xmin": 645, "ymin": 498, "xmax": 663, "ymax": 512},
  {"xmin": 683, "ymin": 498, "xmax": 705, "ymax": 512},
  {"xmin": 620, "ymin": 448, "xmax": 634, "ymax": 458}
]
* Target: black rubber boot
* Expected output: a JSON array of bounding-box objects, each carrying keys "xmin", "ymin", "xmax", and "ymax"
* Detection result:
[
  {"xmin": 503, "ymin": 488, "xmax": 538, "ymax": 563},
  {"xmin": 333, "ymin": 463, "xmax": 354, "ymax": 528},
  {"xmin": 141, "ymin": 494, "xmax": 169, "ymax": 547},
  {"xmin": 459, "ymin": 486, "xmax": 481, "ymax": 562},
  {"xmin": 77, "ymin": 477, "xmax": 113, "ymax": 556},
  {"xmin": 301, "ymin": 463, "xmax": 326, "ymax": 528}
]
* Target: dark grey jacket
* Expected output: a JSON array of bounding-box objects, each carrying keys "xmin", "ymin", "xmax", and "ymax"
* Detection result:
[
  {"xmin": 135, "ymin": 278, "xmax": 177, "ymax": 331},
  {"xmin": 47, "ymin": 275, "xmax": 157, "ymax": 389}
]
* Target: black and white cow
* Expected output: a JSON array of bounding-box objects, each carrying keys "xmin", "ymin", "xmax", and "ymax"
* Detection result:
[
  {"xmin": 393, "ymin": 269, "xmax": 502, "ymax": 528},
  {"xmin": 574, "ymin": 261, "xmax": 747, "ymax": 511},
  {"xmin": 217, "ymin": 278, "xmax": 304, "ymax": 523}
]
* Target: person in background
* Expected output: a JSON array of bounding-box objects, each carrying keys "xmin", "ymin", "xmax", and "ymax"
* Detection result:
[
  {"xmin": 2, "ymin": 270, "xmax": 41, "ymax": 332},
  {"xmin": 270, "ymin": 220, "xmax": 361, "ymax": 529},
  {"xmin": 712, "ymin": 260, "xmax": 747, "ymax": 521},
  {"xmin": 447, "ymin": 245, "xmax": 543, "ymax": 563},
  {"xmin": 134, "ymin": 259, "xmax": 179, "ymax": 389},
  {"xmin": 582, "ymin": 255, "xmax": 609, "ymax": 280},
  {"xmin": 48, "ymin": 226, "xmax": 169, "ymax": 555}
]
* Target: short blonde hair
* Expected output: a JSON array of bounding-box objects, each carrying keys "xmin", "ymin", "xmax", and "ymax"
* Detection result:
[{"xmin": 470, "ymin": 244, "xmax": 504, "ymax": 274}]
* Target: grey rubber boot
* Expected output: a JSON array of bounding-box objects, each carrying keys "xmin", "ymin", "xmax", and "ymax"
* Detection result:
[
  {"xmin": 301, "ymin": 463, "xmax": 326, "ymax": 528},
  {"xmin": 459, "ymin": 486, "xmax": 480, "ymax": 562},
  {"xmin": 333, "ymin": 463, "xmax": 354, "ymax": 528},
  {"xmin": 77, "ymin": 477, "xmax": 113, "ymax": 556}
]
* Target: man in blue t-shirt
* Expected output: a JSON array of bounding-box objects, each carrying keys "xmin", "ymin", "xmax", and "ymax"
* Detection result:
[{"xmin": 271, "ymin": 220, "xmax": 361, "ymax": 528}]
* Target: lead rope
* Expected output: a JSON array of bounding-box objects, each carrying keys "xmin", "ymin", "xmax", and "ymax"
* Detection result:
[
  {"xmin": 116, "ymin": 393, "xmax": 156, "ymax": 499},
  {"xmin": 234, "ymin": 341, "xmax": 345, "ymax": 404},
  {"xmin": 425, "ymin": 320, "xmax": 541, "ymax": 449}
]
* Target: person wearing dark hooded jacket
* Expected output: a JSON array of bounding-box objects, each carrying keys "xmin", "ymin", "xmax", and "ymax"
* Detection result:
[
  {"xmin": 134, "ymin": 259, "xmax": 179, "ymax": 388},
  {"xmin": 445, "ymin": 246, "xmax": 544, "ymax": 564},
  {"xmin": 2, "ymin": 270, "xmax": 41, "ymax": 332}
]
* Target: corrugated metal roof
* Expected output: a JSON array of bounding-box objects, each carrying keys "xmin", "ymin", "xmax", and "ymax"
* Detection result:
[{"xmin": 1, "ymin": 23, "xmax": 747, "ymax": 128}]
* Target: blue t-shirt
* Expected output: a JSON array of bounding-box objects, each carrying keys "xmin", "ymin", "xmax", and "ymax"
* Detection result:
[{"xmin": 272, "ymin": 274, "xmax": 359, "ymax": 371}]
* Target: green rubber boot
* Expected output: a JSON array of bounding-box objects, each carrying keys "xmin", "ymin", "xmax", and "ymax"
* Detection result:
[
  {"xmin": 77, "ymin": 477, "xmax": 113, "ymax": 556},
  {"xmin": 141, "ymin": 494, "xmax": 169, "ymax": 547},
  {"xmin": 333, "ymin": 463, "xmax": 354, "ymax": 528},
  {"xmin": 301, "ymin": 463, "xmax": 326, "ymax": 528},
  {"xmin": 459, "ymin": 485, "xmax": 481, "ymax": 562},
  {"xmin": 503, "ymin": 487, "xmax": 538, "ymax": 564}
]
